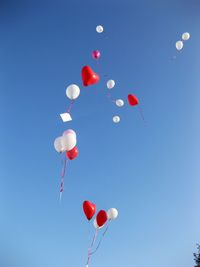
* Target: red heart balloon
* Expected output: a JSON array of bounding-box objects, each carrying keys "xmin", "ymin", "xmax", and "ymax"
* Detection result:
[
  {"xmin": 96, "ymin": 210, "xmax": 107, "ymax": 227},
  {"xmin": 83, "ymin": 200, "xmax": 96, "ymax": 221},
  {"xmin": 81, "ymin": 66, "xmax": 100, "ymax": 86},
  {"xmin": 128, "ymin": 94, "xmax": 139, "ymax": 106},
  {"xmin": 66, "ymin": 146, "xmax": 78, "ymax": 160}
]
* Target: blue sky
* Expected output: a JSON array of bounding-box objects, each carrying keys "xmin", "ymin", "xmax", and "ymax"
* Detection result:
[{"xmin": 0, "ymin": 0, "xmax": 200, "ymax": 266}]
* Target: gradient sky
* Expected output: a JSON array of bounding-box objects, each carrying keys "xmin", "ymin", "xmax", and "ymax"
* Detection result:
[{"xmin": 0, "ymin": 0, "xmax": 200, "ymax": 267}]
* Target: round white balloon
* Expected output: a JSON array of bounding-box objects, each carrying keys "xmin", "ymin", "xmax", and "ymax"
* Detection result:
[
  {"xmin": 116, "ymin": 99, "xmax": 124, "ymax": 107},
  {"xmin": 61, "ymin": 133, "xmax": 76, "ymax": 152},
  {"xmin": 107, "ymin": 80, "xmax": 115, "ymax": 89},
  {"xmin": 175, "ymin": 41, "xmax": 183, "ymax": 51},
  {"xmin": 96, "ymin": 25, "xmax": 104, "ymax": 33},
  {"xmin": 182, "ymin": 32, "xmax": 190, "ymax": 41},
  {"xmin": 66, "ymin": 84, "xmax": 80, "ymax": 100},
  {"xmin": 107, "ymin": 208, "xmax": 118, "ymax": 220},
  {"xmin": 113, "ymin": 116, "xmax": 120, "ymax": 123},
  {"xmin": 54, "ymin": 136, "xmax": 64, "ymax": 153}
]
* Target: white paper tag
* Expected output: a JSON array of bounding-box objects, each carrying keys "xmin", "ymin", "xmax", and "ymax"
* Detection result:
[{"xmin": 60, "ymin": 113, "xmax": 72, "ymax": 122}]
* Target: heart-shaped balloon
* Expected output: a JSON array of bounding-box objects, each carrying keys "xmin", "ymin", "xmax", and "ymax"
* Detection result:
[
  {"xmin": 83, "ymin": 200, "xmax": 96, "ymax": 221},
  {"xmin": 66, "ymin": 146, "xmax": 78, "ymax": 160},
  {"xmin": 128, "ymin": 94, "xmax": 139, "ymax": 106},
  {"xmin": 96, "ymin": 210, "xmax": 107, "ymax": 227},
  {"xmin": 82, "ymin": 66, "xmax": 100, "ymax": 86}
]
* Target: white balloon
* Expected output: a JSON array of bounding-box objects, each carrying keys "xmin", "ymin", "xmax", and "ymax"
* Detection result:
[
  {"xmin": 176, "ymin": 41, "xmax": 183, "ymax": 51},
  {"xmin": 61, "ymin": 133, "xmax": 76, "ymax": 152},
  {"xmin": 182, "ymin": 32, "xmax": 190, "ymax": 41},
  {"xmin": 116, "ymin": 99, "xmax": 124, "ymax": 107},
  {"xmin": 107, "ymin": 208, "xmax": 118, "ymax": 220},
  {"xmin": 93, "ymin": 218, "xmax": 98, "ymax": 228},
  {"xmin": 62, "ymin": 129, "xmax": 76, "ymax": 139},
  {"xmin": 96, "ymin": 25, "xmax": 104, "ymax": 33},
  {"xmin": 54, "ymin": 136, "xmax": 65, "ymax": 153},
  {"xmin": 93, "ymin": 218, "xmax": 103, "ymax": 229},
  {"xmin": 113, "ymin": 116, "xmax": 120, "ymax": 123},
  {"xmin": 107, "ymin": 80, "xmax": 115, "ymax": 89},
  {"xmin": 66, "ymin": 84, "xmax": 80, "ymax": 100}
]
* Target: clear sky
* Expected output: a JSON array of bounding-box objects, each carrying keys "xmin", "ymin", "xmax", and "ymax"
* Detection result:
[{"xmin": 0, "ymin": 0, "xmax": 200, "ymax": 267}]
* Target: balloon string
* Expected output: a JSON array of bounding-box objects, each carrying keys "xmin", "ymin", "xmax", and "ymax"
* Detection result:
[
  {"xmin": 171, "ymin": 49, "xmax": 183, "ymax": 61},
  {"xmin": 101, "ymin": 31, "xmax": 109, "ymax": 40},
  {"xmin": 87, "ymin": 220, "xmax": 91, "ymax": 248},
  {"xmin": 86, "ymin": 229, "xmax": 98, "ymax": 267},
  {"xmin": 95, "ymin": 58, "xmax": 108, "ymax": 78},
  {"xmin": 104, "ymin": 34, "xmax": 109, "ymax": 40},
  {"xmin": 171, "ymin": 55, "xmax": 176, "ymax": 61},
  {"xmin": 138, "ymin": 106, "xmax": 146, "ymax": 125},
  {"xmin": 67, "ymin": 100, "xmax": 75, "ymax": 113},
  {"xmin": 106, "ymin": 92, "xmax": 116, "ymax": 103},
  {"xmin": 90, "ymin": 220, "xmax": 111, "ymax": 256},
  {"xmin": 59, "ymin": 155, "xmax": 68, "ymax": 202}
]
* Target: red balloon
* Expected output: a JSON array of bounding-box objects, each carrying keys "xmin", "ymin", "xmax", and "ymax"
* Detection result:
[
  {"xmin": 92, "ymin": 50, "xmax": 101, "ymax": 60},
  {"xmin": 81, "ymin": 66, "xmax": 100, "ymax": 86},
  {"xmin": 83, "ymin": 201, "xmax": 96, "ymax": 221},
  {"xmin": 96, "ymin": 210, "xmax": 107, "ymax": 227},
  {"xmin": 128, "ymin": 94, "xmax": 139, "ymax": 106},
  {"xmin": 66, "ymin": 146, "xmax": 78, "ymax": 160}
]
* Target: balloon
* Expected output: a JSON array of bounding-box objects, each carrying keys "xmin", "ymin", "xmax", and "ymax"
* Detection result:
[
  {"xmin": 113, "ymin": 116, "xmax": 120, "ymax": 123},
  {"xmin": 66, "ymin": 146, "xmax": 78, "ymax": 160},
  {"xmin": 54, "ymin": 136, "xmax": 65, "ymax": 153},
  {"xmin": 93, "ymin": 218, "xmax": 103, "ymax": 229},
  {"xmin": 128, "ymin": 94, "xmax": 139, "ymax": 106},
  {"xmin": 182, "ymin": 32, "xmax": 190, "ymax": 41},
  {"xmin": 83, "ymin": 201, "xmax": 96, "ymax": 221},
  {"xmin": 81, "ymin": 66, "xmax": 100, "ymax": 87},
  {"xmin": 92, "ymin": 50, "xmax": 101, "ymax": 60},
  {"xmin": 96, "ymin": 210, "xmax": 107, "ymax": 227},
  {"xmin": 96, "ymin": 25, "xmax": 104, "ymax": 33},
  {"xmin": 93, "ymin": 218, "xmax": 98, "ymax": 228},
  {"xmin": 61, "ymin": 133, "xmax": 76, "ymax": 152},
  {"xmin": 107, "ymin": 208, "xmax": 118, "ymax": 220},
  {"xmin": 176, "ymin": 41, "xmax": 183, "ymax": 51},
  {"xmin": 116, "ymin": 99, "xmax": 124, "ymax": 107},
  {"xmin": 66, "ymin": 84, "xmax": 80, "ymax": 100},
  {"xmin": 63, "ymin": 129, "xmax": 76, "ymax": 139},
  {"xmin": 107, "ymin": 79, "xmax": 115, "ymax": 89}
]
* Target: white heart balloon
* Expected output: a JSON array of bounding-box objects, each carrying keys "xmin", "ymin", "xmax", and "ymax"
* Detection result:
[
  {"xmin": 93, "ymin": 218, "xmax": 103, "ymax": 229},
  {"xmin": 61, "ymin": 134, "xmax": 76, "ymax": 152},
  {"xmin": 62, "ymin": 129, "xmax": 77, "ymax": 139}
]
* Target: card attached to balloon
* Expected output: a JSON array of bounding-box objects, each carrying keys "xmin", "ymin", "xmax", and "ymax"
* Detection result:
[{"xmin": 60, "ymin": 113, "xmax": 72, "ymax": 122}]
